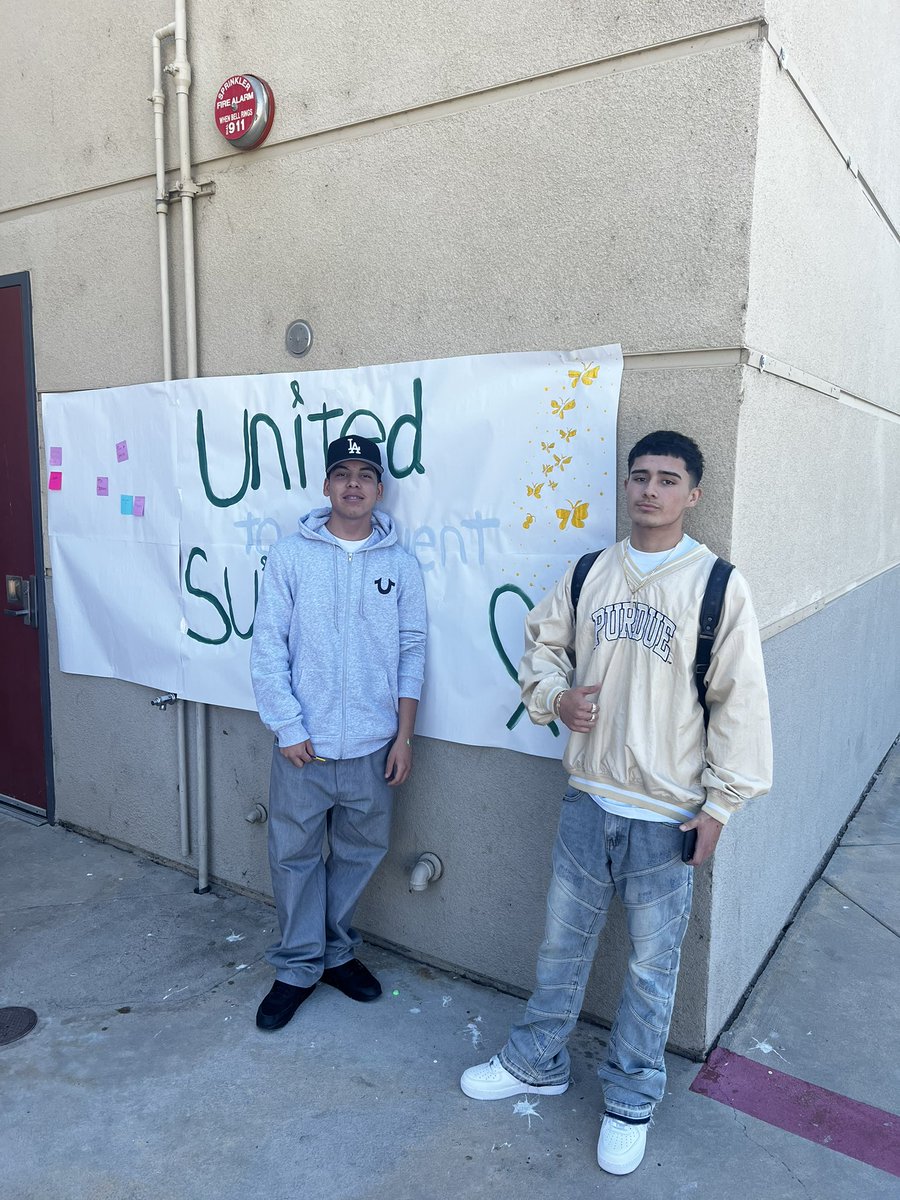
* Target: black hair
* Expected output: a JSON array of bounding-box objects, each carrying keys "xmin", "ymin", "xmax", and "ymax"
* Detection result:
[{"xmin": 627, "ymin": 431, "xmax": 704, "ymax": 486}]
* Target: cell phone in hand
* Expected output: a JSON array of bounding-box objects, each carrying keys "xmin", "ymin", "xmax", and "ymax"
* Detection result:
[{"xmin": 681, "ymin": 829, "xmax": 697, "ymax": 863}]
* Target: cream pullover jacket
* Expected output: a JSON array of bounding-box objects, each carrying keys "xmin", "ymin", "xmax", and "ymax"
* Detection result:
[{"xmin": 519, "ymin": 539, "xmax": 773, "ymax": 825}]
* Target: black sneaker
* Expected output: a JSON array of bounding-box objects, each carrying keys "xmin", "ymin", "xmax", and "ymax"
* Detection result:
[
  {"xmin": 321, "ymin": 959, "xmax": 382, "ymax": 1002},
  {"xmin": 255, "ymin": 980, "xmax": 316, "ymax": 1030}
]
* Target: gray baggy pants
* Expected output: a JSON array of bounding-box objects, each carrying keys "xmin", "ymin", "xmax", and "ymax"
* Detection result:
[{"xmin": 265, "ymin": 744, "xmax": 392, "ymax": 987}]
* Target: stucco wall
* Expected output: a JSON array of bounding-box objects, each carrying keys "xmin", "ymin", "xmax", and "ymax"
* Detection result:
[
  {"xmin": 705, "ymin": 565, "xmax": 900, "ymax": 1043},
  {"xmin": 765, "ymin": 0, "xmax": 900, "ymax": 221},
  {"xmin": 744, "ymin": 49, "xmax": 900, "ymax": 413},
  {"xmin": 4, "ymin": 3, "xmax": 766, "ymax": 210},
  {"xmin": 731, "ymin": 370, "xmax": 900, "ymax": 631},
  {"xmin": 708, "ymin": 0, "xmax": 900, "ymax": 1036}
]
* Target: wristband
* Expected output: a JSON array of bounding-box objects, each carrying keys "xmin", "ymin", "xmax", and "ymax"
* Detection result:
[{"xmin": 552, "ymin": 690, "xmax": 565, "ymax": 718}]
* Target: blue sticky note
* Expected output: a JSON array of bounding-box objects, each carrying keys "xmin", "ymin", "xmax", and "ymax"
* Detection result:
[{"xmin": 120, "ymin": 494, "xmax": 134, "ymax": 515}]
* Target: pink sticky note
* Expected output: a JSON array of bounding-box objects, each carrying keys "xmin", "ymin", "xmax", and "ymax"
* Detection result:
[
  {"xmin": 133, "ymin": 496, "xmax": 145, "ymax": 517},
  {"xmin": 97, "ymin": 477, "xmax": 109, "ymax": 496},
  {"xmin": 116, "ymin": 440, "xmax": 129, "ymax": 462},
  {"xmin": 49, "ymin": 471, "xmax": 62, "ymax": 491},
  {"xmin": 49, "ymin": 446, "xmax": 62, "ymax": 466}
]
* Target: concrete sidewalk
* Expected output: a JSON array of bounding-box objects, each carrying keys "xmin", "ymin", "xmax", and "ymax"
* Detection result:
[{"xmin": 2, "ymin": 745, "xmax": 898, "ymax": 1200}]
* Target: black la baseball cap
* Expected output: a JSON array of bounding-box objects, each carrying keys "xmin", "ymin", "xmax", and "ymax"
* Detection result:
[{"xmin": 325, "ymin": 435, "xmax": 384, "ymax": 477}]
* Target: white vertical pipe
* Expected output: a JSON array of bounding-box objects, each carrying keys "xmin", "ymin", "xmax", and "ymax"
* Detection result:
[
  {"xmin": 193, "ymin": 699, "xmax": 209, "ymax": 893},
  {"xmin": 151, "ymin": 23, "xmax": 175, "ymax": 382},
  {"xmin": 177, "ymin": 701, "xmax": 190, "ymax": 858},
  {"xmin": 172, "ymin": 0, "xmax": 209, "ymax": 891},
  {"xmin": 152, "ymin": 20, "xmax": 190, "ymax": 860},
  {"xmin": 173, "ymin": 0, "xmax": 198, "ymax": 379}
]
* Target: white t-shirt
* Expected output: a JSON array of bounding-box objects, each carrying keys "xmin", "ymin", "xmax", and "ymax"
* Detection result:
[
  {"xmin": 591, "ymin": 535, "xmax": 698, "ymax": 824},
  {"xmin": 327, "ymin": 531, "xmax": 374, "ymax": 553}
]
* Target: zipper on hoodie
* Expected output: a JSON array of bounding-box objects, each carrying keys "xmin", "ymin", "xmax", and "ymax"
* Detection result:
[
  {"xmin": 336, "ymin": 538, "xmax": 377, "ymax": 759},
  {"xmin": 339, "ymin": 551, "xmax": 353, "ymax": 758}
]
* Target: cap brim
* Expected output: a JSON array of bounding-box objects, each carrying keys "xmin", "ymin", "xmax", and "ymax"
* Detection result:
[{"xmin": 327, "ymin": 458, "xmax": 383, "ymax": 476}]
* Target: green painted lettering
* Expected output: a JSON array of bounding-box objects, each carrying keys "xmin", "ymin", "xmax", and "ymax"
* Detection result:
[
  {"xmin": 307, "ymin": 403, "xmax": 345, "ymax": 463},
  {"xmin": 249, "ymin": 414, "xmax": 290, "ymax": 492},
  {"xmin": 291, "ymin": 382, "xmax": 308, "ymax": 488},
  {"xmin": 185, "ymin": 547, "xmax": 231, "ymax": 645},
  {"xmin": 197, "ymin": 409, "xmax": 250, "ymax": 508},
  {"xmin": 224, "ymin": 564, "xmax": 258, "ymax": 640},
  {"xmin": 340, "ymin": 409, "xmax": 387, "ymax": 444},
  {"xmin": 387, "ymin": 377, "xmax": 424, "ymax": 478}
]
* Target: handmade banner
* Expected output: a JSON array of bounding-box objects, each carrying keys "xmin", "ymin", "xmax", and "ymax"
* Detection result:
[{"xmin": 43, "ymin": 344, "xmax": 622, "ymax": 758}]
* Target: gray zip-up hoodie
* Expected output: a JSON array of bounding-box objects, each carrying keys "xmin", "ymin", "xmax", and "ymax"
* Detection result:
[{"xmin": 250, "ymin": 507, "xmax": 426, "ymax": 760}]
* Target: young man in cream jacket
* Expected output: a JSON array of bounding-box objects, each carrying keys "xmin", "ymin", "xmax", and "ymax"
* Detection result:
[{"xmin": 461, "ymin": 430, "xmax": 772, "ymax": 1175}]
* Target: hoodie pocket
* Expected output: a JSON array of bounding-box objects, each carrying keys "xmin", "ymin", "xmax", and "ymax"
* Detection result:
[{"xmin": 294, "ymin": 666, "xmax": 341, "ymax": 737}]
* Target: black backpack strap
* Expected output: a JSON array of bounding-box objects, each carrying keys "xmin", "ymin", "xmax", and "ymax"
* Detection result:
[
  {"xmin": 570, "ymin": 549, "xmax": 605, "ymax": 618},
  {"xmin": 696, "ymin": 557, "xmax": 734, "ymax": 726}
]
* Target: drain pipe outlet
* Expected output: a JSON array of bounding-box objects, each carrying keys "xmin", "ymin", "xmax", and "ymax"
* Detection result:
[{"xmin": 409, "ymin": 852, "xmax": 443, "ymax": 893}]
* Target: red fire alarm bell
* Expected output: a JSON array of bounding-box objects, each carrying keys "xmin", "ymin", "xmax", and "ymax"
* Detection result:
[{"xmin": 214, "ymin": 74, "xmax": 275, "ymax": 150}]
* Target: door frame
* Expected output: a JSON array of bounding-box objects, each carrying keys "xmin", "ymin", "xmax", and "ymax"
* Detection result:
[{"xmin": 1, "ymin": 271, "xmax": 55, "ymax": 823}]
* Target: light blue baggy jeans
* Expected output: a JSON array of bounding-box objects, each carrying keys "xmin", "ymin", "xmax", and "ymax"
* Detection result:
[
  {"xmin": 265, "ymin": 744, "xmax": 392, "ymax": 987},
  {"xmin": 499, "ymin": 787, "xmax": 693, "ymax": 1120}
]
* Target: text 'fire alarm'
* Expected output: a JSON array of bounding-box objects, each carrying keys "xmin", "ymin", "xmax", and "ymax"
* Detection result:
[{"xmin": 214, "ymin": 74, "xmax": 275, "ymax": 150}]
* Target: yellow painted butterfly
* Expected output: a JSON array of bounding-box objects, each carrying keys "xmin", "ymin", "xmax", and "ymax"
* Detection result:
[
  {"xmin": 551, "ymin": 398, "xmax": 576, "ymax": 417},
  {"xmin": 567, "ymin": 365, "xmax": 600, "ymax": 388},
  {"xmin": 556, "ymin": 500, "xmax": 589, "ymax": 530}
]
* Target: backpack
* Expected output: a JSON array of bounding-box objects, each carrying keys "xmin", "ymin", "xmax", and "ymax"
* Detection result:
[{"xmin": 569, "ymin": 549, "xmax": 734, "ymax": 727}]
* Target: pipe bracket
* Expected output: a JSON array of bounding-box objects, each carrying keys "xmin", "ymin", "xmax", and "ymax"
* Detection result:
[{"xmin": 166, "ymin": 179, "xmax": 216, "ymax": 203}]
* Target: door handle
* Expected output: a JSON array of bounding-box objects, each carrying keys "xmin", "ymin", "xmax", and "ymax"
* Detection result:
[{"xmin": 4, "ymin": 575, "xmax": 38, "ymax": 628}]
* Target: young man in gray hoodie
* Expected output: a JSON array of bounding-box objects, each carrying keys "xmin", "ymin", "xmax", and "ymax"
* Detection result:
[{"xmin": 250, "ymin": 434, "xmax": 426, "ymax": 1030}]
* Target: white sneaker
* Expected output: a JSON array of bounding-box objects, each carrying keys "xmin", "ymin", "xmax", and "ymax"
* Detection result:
[
  {"xmin": 460, "ymin": 1056, "xmax": 569, "ymax": 1100},
  {"xmin": 596, "ymin": 1115, "xmax": 648, "ymax": 1175}
]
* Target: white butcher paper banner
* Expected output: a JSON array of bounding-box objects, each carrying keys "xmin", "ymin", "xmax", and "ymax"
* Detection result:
[{"xmin": 43, "ymin": 343, "xmax": 622, "ymax": 759}]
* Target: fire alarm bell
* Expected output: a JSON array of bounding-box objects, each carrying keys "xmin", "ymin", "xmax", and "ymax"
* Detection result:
[{"xmin": 214, "ymin": 74, "xmax": 275, "ymax": 150}]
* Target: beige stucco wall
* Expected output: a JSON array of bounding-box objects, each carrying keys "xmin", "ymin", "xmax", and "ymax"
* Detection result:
[
  {"xmin": 4, "ymin": 3, "xmax": 898, "ymax": 1053},
  {"xmin": 765, "ymin": 0, "xmax": 900, "ymax": 221},
  {"xmin": 731, "ymin": 371, "xmax": 900, "ymax": 630},
  {"xmin": 4, "ymin": 2, "xmax": 766, "ymax": 210},
  {"xmin": 710, "ymin": 0, "xmax": 900, "ymax": 1039},
  {"xmin": 3, "ymin": 21, "xmax": 764, "ymax": 383},
  {"xmin": 744, "ymin": 50, "xmax": 900, "ymax": 413},
  {"xmin": 737, "ymin": 10, "xmax": 900, "ymax": 621}
]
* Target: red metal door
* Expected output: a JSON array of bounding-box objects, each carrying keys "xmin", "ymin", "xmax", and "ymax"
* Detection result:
[{"xmin": 0, "ymin": 274, "xmax": 51, "ymax": 817}]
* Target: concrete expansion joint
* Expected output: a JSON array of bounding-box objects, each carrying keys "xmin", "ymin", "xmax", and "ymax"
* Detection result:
[
  {"xmin": 759, "ymin": 563, "xmax": 900, "ymax": 644},
  {"xmin": 625, "ymin": 347, "xmax": 896, "ymax": 429},
  {"xmin": 763, "ymin": 26, "xmax": 900, "ymax": 245},
  {"xmin": 820, "ymin": 879, "xmax": 900, "ymax": 941}
]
